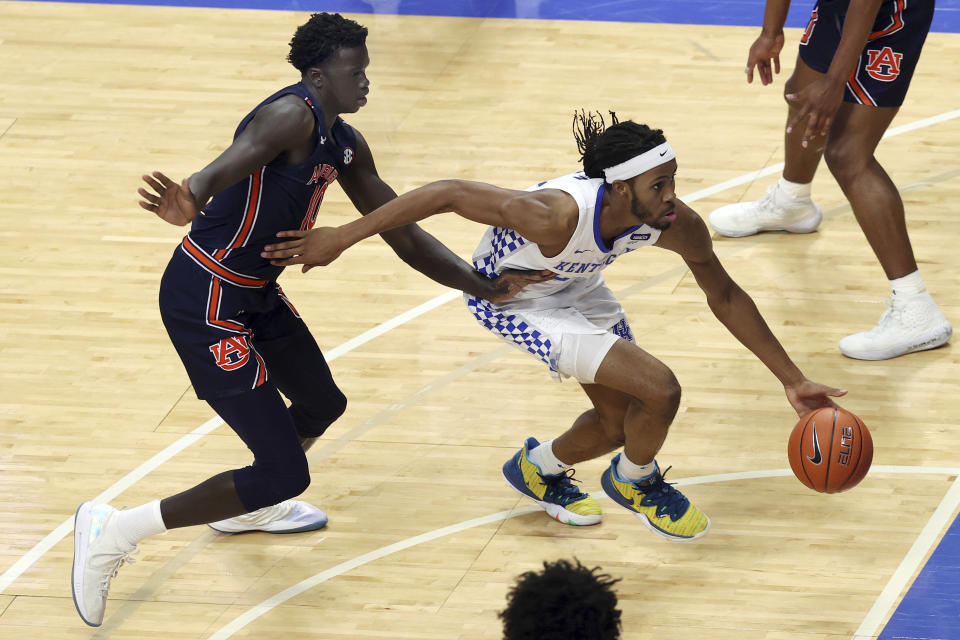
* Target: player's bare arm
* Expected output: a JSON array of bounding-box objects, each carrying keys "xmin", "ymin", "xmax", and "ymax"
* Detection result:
[
  {"xmin": 138, "ymin": 95, "xmax": 314, "ymax": 226},
  {"xmin": 656, "ymin": 203, "xmax": 846, "ymax": 415},
  {"xmin": 262, "ymin": 179, "xmax": 577, "ymax": 269},
  {"xmin": 786, "ymin": 0, "xmax": 884, "ymax": 145},
  {"xmin": 326, "ymin": 132, "xmax": 554, "ymax": 299}
]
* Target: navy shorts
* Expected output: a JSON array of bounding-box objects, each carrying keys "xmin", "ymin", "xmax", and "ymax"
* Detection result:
[
  {"xmin": 799, "ymin": 0, "xmax": 934, "ymax": 107},
  {"xmin": 160, "ymin": 238, "xmax": 316, "ymax": 400}
]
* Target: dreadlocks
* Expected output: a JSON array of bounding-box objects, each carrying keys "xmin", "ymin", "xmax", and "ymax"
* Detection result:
[
  {"xmin": 287, "ymin": 13, "xmax": 368, "ymax": 73},
  {"xmin": 573, "ymin": 109, "xmax": 666, "ymax": 181}
]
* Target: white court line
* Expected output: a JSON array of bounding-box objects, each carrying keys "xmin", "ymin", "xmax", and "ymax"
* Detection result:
[
  {"xmin": 852, "ymin": 473, "xmax": 960, "ymax": 640},
  {"xmin": 1, "ymin": 107, "xmax": 957, "ymax": 597},
  {"xmin": 207, "ymin": 466, "xmax": 960, "ymax": 640}
]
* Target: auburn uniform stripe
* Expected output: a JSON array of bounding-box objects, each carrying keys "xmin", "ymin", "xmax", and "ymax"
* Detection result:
[
  {"xmin": 847, "ymin": 64, "xmax": 877, "ymax": 106},
  {"xmin": 215, "ymin": 167, "xmax": 264, "ymax": 260},
  {"xmin": 181, "ymin": 236, "xmax": 267, "ymax": 288},
  {"xmin": 868, "ymin": 0, "xmax": 905, "ymax": 41}
]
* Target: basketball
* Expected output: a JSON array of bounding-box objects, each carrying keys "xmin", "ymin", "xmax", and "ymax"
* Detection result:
[{"xmin": 788, "ymin": 407, "xmax": 873, "ymax": 493}]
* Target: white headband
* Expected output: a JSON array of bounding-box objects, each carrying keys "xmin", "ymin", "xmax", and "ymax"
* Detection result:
[{"xmin": 603, "ymin": 142, "xmax": 676, "ymax": 183}]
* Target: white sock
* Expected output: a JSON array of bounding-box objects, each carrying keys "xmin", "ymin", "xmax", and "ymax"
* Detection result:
[
  {"xmin": 114, "ymin": 500, "xmax": 167, "ymax": 546},
  {"xmin": 616, "ymin": 453, "xmax": 657, "ymax": 482},
  {"xmin": 527, "ymin": 439, "xmax": 570, "ymax": 475},
  {"xmin": 777, "ymin": 176, "xmax": 812, "ymax": 201},
  {"xmin": 890, "ymin": 270, "xmax": 927, "ymax": 297}
]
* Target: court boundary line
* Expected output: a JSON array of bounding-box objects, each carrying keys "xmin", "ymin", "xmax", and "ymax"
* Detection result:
[
  {"xmin": 205, "ymin": 465, "xmax": 960, "ymax": 640},
  {"xmin": 0, "ymin": 106, "xmax": 957, "ymax": 603}
]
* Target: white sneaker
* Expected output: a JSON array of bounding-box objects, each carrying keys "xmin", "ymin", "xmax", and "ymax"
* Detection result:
[
  {"xmin": 207, "ymin": 500, "xmax": 328, "ymax": 534},
  {"xmin": 72, "ymin": 503, "xmax": 138, "ymax": 627},
  {"xmin": 839, "ymin": 292, "xmax": 953, "ymax": 360},
  {"xmin": 709, "ymin": 185, "xmax": 822, "ymax": 237}
]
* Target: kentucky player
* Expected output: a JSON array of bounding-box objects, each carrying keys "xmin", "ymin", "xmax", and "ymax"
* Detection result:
[
  {"xmin": 70, "ymin": 12, "xmax": 548, "ymax": 628},
  {"xmin": 262, "ymin": 110, "xmax": 847, "ymax": 542}
]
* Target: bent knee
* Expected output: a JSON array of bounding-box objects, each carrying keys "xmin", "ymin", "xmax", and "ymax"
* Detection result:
[{"xmin": 291, "ymin": 391, "xmax": 347, "ymax": 438}]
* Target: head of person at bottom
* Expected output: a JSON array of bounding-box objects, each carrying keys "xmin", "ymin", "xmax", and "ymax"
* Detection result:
[
  {"xmin": 499, "ymin": 558, "xmax": 622, "ymax": 640},
  {"xmin": 574, "ymin": 109, "xmax": 679, "ymax": 231},
  {"xmin": 288, "ymin": 12, "xmax": 370, "ymax": 115}
]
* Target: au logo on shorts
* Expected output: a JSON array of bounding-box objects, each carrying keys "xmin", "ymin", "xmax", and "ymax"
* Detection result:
[
  {"xmin": 209, "ymin": 336, "xmax": 251, "ymax": 371},
  {"xmin": 865, "ymin": 46, "xmax": 903, "ymax": 81}
]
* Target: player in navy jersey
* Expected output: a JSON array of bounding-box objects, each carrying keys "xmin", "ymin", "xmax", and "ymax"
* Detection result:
[
  {"xmin": 261, "ymin": 111, "xmax": 845, "ymax": 542},
  {"xmin": 709, "ymin": 0, "xmax": 951, "ymax": 360},
  {"xmin": 70, "ymin": 13, "xmax": 549, "ymax": 628}
]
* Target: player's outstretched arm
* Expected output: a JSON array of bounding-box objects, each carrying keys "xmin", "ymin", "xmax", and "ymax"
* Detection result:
[
  {"xmin": 137, "ymin": 96, "xmax": 315, "ymax": 227},
  {"xmin": 307, "ymin": 130, "xmax": 553, "ymax": 299},
  {"xmin": 262, "ymin": 178, "xmax": 573, "ymax": 271},
  {"xmin": 655, "ymin": 203, "xmax": 846, "ymax": 416}
]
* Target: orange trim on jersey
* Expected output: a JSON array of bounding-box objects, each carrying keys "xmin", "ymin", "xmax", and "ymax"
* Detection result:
[
  {"xmin": 868, "ymin": 0, "xmax": 905, "ymax": 41},
  {"xmin": 206, "ymin": 277, "xmax": 268, "ymax": 389},
  {"xmin": 847, "ymin": 65, "xmax": 877, "ymax": 106},
  {"xmin": 214, "ymin": 168, "xmax": 264, "ymax": 260},
  {"xmin": 301, "ymin": 182, "xmax": 324, "ymax": 231},
  {"xmin": 206, "ymin": 277, "xmax": 246, "ymax": 333},
  {"xmin": 181, "ymin": 236, "xmax": 267, "ymax": 288}
]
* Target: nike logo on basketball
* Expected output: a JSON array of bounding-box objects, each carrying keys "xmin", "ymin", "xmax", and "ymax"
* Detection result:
[{"xmin": 807, "ymin": 423, "xmax": 822, "ymax": 465}]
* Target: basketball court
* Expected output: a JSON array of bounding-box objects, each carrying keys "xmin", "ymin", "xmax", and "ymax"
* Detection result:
[{"xmin": 1, "ymin": 1, "xmax": 958, "ymax": 638}]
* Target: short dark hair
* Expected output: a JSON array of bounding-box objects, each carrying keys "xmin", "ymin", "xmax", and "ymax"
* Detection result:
[
  {"xmin": 499, "ymin": 558, "xmax": 622, "ymax": 640},
  {"xmin": 573, "ymin": 109, "xmax": 666, "ymax": 180},
  {"xmin": 287, "ymin": 12, "xmax": 368, "ymax": 72}
]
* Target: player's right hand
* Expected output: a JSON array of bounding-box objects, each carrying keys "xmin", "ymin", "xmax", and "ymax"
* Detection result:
[
  {"xmin": 745, "ymin": 31, "xmax": 785, "ymax": 85},
  {"xmin": 138, "ymin": 172, "xmax": 199, "ymax": 227}
]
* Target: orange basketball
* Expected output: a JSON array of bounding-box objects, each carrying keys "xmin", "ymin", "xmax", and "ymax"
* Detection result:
[{"xmin": 788, "ymin": 407, "xmax": 873, "ymax": 493}]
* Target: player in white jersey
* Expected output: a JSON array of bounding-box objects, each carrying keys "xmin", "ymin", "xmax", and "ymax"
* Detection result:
[{"xmin": 261, "ymin": 111, "xmax": 846, "ymax": 541}]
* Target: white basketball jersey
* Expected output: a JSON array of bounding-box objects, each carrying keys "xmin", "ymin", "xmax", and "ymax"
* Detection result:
[{"xmin": 471, "ymin": 171, "xmax": 662, "ymax": 305}]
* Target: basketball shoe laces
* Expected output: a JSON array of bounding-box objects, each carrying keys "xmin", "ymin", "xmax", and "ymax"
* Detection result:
[
  {"xmin": 632, "ymin": 467, "xmax": 689, "ymax": 520},
  {"xmin": 97, "ymin": 546, "xmax": 138, "ymax": 598},
  {"xmin": 539, "ymin": 469, "xmax": 589, "ymax": 505}
]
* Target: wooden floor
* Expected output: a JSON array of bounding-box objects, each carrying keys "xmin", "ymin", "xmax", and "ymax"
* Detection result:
[{"xmin": 1, "ymin": 2, "xmax": 959, "ymax": 639}]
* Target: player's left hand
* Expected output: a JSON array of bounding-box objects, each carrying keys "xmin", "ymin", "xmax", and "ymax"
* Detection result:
[
  {"xmin": 262, "ymin": 227, "xmax": 345, "ymax": 273},
  {"xmin": 784, "ymin": 379, "xmax": 847, "ymax": 417},
  {"xmin": 483, "ymin": 268, "xmax": 555, "ymax": 303},
  {"xmin": 785, "ymin": 76, "xmax": 846, "ymax": 148}
]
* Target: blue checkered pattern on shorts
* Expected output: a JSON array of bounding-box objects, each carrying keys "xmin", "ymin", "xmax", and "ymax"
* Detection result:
[
  {"xmin": 473, "ymin": 227, "xmax": 527, "ymax": 278},
  {"xmin": 465, "ymin": 295, "xmax": 552, "ymax": 366}
]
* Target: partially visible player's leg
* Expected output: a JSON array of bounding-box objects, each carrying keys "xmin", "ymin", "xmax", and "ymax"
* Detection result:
[
  {"xmin": 73, "ymin": 383, "xmax": 307, "ymax": 626},
  {"xmin": 825, "ymin": 103, "xmax": 952, "ymax": 358},
  {"xmin": 709, "ymin": 54, "xmax": 825, "ymax": 237},
  {"xmin": 590, "ymin": 340, "xmax": 709, "ymax": 541}
]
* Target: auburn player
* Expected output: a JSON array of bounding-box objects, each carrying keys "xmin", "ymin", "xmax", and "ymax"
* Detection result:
[
  {"xmin": 71, "ymin": 12, "xmax": 548, "ymax": 628},
  {"xmin": 710, "ymin": 0, "xmax": 951, "ymax": 360},
  {"xmin": 261, "ymin": 111, "xmax": 845, "ymax": 542}
]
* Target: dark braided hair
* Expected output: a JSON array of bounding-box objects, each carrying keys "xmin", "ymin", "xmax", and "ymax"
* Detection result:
[
  {"xmin": 499, "ymin": 558, "xmax": 622, "ymax": 640},
  {"xmin": 287, "ymin": 13, "xmax": 368, "ymax": 72},
  {"xmin": 573, "ymin": 109, "xmax": 666, "ymax": 180}
]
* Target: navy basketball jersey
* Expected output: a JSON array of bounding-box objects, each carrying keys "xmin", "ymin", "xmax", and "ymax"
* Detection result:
[{"xmin": 186, "ymin": 82, "xmax": 357, "ymax": 284}]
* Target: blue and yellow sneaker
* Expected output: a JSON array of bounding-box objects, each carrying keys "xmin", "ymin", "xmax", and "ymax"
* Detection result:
[
  {"xmin": 502, "ymin": 437, "xmax": 602, "ymax": 526},
  {"xmin": 601, "ymin": 454, "xmax": 709, "ymax": 541}
]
